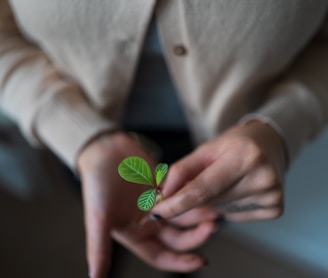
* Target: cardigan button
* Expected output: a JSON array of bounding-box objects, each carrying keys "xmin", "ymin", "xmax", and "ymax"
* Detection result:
[{"xmin": 173, "ymin": 45, "xmax": 187, "ymax": 56}]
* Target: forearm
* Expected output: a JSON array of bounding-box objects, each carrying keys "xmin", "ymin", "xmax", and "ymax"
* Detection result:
[
  {"xmin": 0, "ymin": 1, "xmax": 115, "ymax": 168},
  {"xmin": 241, "ymin": 16, "xmax": 328, "ymax": 164}
]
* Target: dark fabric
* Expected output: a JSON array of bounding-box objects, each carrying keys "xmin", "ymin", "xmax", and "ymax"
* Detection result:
[
  {"xmin": 134, "ymin": 129, "xmax": 194, "ymax": 164},
  {"xmin": 122, "ymin": 18, "xmax": 188, "ymax": 131}
]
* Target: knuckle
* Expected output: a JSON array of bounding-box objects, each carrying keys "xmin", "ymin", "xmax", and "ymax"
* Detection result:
[
  {"xmin": 151, "ymin": 256, "xmax": 166, "ymax": 271},
  {"xmin": 262, "ymin": 207, "xmax": 284, "ymax": 220},
  {"xmin": 159, "ymin": 192, "xmax": 196, "ymax": 218},
  {"xmin": 263, "ymin": 165, "xmax": 279, "ymax": 185},
  {"xmin": 86, "ymin": 206, "xmax": 106, "ymax": 225},
  {"xmin": 169, "ymin": 163, "xmax": 183, "ymax": 178},
  {"xmin": 268, "ymin": 190, "xmax": 284, "ymax": 206},
  {"xmin": 253, "ymin": 165, "xmax": 279, "ymax": 191},
  {"xmin": 188, "ymin": 186, "xmax": 211, "ymax": 204},
  {"xmin": 270, "ymin": 207, "xmax": 284, "ymax": 219},
  {"xmin": 242, "ymin": 140, "xmax": 265, "ymax": 170},
  {"xmin": 160, "ymin": 199, "xmax": 183, "ymax": 218},
  {"xmin": 168, "ymin": 163, "xmax": 190, "ymax": 185}
]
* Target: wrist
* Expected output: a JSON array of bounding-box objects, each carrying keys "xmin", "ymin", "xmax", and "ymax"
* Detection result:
[
  {"xmin": 238, "ymin": 120, "xmax": 288, "ymax": 175},
  {"xmin": 77, "ymin": 131, "xmax": 130, "ymax": 173}
]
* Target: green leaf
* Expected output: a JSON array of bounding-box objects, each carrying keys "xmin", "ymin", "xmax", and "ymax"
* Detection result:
[
  {"xmin": 155, "ymin": 163, "xmax": 168, "ymax": 185},
  {"xmin": 118, "ymin": 156, "xmax": 153, "ymax": 185},
  {"xmin": 137, "ymin": 189, "xmax": 157, "ymax": 211}
]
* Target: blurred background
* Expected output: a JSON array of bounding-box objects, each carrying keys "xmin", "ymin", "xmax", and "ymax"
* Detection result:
[{"xmin": 1, "ymin": 112, "xmax": 328, "ymax": 278}]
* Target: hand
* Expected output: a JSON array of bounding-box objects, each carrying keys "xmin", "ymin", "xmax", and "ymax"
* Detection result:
[
  {"xmin": 77, "ymin": 132, "xmax": 218, "ymax": 278},
  {"xmin": 152, "ymin": 121, "xmax": 287, "ymax": 222}
]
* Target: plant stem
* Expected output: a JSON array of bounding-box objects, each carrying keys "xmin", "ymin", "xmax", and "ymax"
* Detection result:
[{"xmin": 159, "ymin": 191, "xmax": 164, "ymax": 202}]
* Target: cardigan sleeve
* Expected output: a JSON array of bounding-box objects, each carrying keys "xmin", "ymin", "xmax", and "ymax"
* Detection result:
[
  {"xmin": 0, "ymin": 1, "xmax": 118, "ymax": 169},
  {"xmin": 241, "ymin": 15, "xmax": 328, "ymax": 164}
]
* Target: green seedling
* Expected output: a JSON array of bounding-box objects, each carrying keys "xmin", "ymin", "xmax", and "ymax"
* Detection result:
[{"xmin": 118, "ymin": 156, "xmax": 168, "ymax": 211}]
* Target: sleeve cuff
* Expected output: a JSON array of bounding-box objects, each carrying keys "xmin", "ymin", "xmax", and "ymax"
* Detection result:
[
  {"xmin": 240, "ymin": 81, "xmax": 325, "ymax": 162},
  {"xmin": 34, "ymin": 84, "xmax": 120, "ymax": 169}
]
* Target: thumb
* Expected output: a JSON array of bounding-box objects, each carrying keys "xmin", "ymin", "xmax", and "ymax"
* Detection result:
[
  {"xmin": 85, "ymin": 211, "xmax": 113, "ymax": 278},
  {"xmin": 161, "ymin": 149, "xmax": 207, "ymax": 197},
  {"xmin": 151, "ymin": 181, "xmax": 203, "ymax": 220},
  {"xmin": 152, "ymin": 150, "xmax": 209, "ymax": 219}
]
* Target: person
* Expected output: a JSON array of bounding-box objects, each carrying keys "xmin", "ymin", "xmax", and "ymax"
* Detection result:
[{"xmin": 1, "ymin": 1, "xmax": 328, "ymax": 277}]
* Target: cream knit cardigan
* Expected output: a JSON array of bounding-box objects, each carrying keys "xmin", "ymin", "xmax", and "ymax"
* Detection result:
[{"xmin": 0, "ymin": 0, "xmax": 328, "ymax": 168}]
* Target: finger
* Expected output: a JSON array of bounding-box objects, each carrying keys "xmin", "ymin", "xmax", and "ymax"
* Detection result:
[
  {"xmin": 218, "ymin": 187, "xmax": 284, "ymax": 221},
  {"xmin": 217, "ymin": 189, "xmax": 283, "ymax": 213},
  {"xmin": 213, "ymin": 165, "xmax": 282, "ymax": 206},
  {"xmin": 224, "ymin": 206, "xmax": 284, "ymax": 222},
  {"xmin": 113, "ymin": 230, "xmax": 208, "ymax": 272},
  {"xmin": 158, "ymin": 221, "xmax": 217, "ymax": 252},
  {"xmin": 81, "ymin": 174, "xmax": 114, "ymax": 278},
  {"xmin": 161, "ymin": 150, "xmax": 209, "ymax": 197},
  {"xmin": 168, "ymin": 206, "xmax": 220, "ymax": 227},
  {"xmin": 153, "ymin": 158, "xmax": 241, "ymax": 219},
  {"xmin": 85, "ymin": 211, "xmax": 113, "ymax": 278}
]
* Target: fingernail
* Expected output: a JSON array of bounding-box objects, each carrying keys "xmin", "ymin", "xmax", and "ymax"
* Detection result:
[
  {"xmin": 203, "ymin": 258, "xmax": 209, "ymax": 266},
  {"xmin": 199, "ymin": 256, "xmax": 209, "ymax": 267},
  {"xmin": 148, "ymin": 213, "xmax": 163, "ymax": 221}
]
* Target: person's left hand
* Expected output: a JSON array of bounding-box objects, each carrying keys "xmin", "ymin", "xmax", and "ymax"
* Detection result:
[
  {"xmin": 151, "ymin": 121, "xmax": 287, "ymax": 222},
  {"xmin": 78, "ymin": 132, "xmax": 219, "ymax": 278}
]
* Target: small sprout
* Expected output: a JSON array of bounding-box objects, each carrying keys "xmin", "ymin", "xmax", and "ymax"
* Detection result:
[
  {"xmin": 118, "ymin": 156, "xmax": 168, "ymax": 211},
  {"xmin": 137, "ymin": 189, "xmax": 157, "ymax": 211},
  {"xmin": 118, "ymin": 156, "xmax": 153, "ymax": 185},
  {"xmin": 155, "ymin": 163, "xmax": 168, "ymax": 186}
]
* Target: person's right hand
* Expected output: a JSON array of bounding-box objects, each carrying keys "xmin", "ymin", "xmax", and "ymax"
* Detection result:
[
  {"xmin": 77, "ymin": 132, "xmax": 219, "ymax": 278},
  {"xmin": 151, "ymin": 121, "xmax": 286, "ymax": 223}
]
